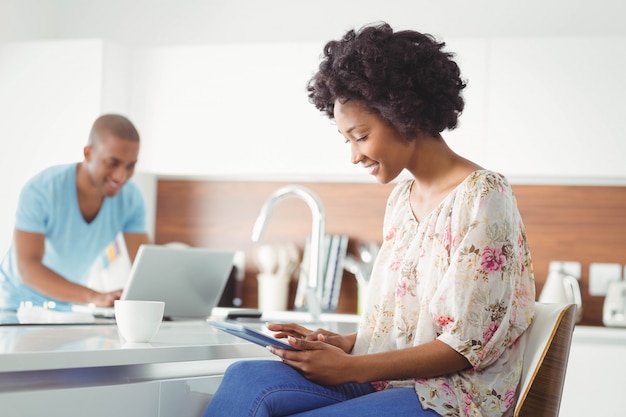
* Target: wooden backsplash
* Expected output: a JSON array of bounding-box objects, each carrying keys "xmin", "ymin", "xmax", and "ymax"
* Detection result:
[{"xmin": 154, "ymin": 179, "xmax": 626, "ymax": 326}]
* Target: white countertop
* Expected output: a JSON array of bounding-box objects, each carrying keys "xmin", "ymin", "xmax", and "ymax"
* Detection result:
[
  {"xmin": 2, "ymin": 313, "xmax": 622, "ymax": 377},
  {"xmin": 0, "ymin": 307, "xmax": 363, "ymax": 378},
  {"xmin": 0, "ymin": 318, "xmax": 273, "ymax": 374},
  {"xmin": 572, "ymin": 324, "xmax": 626, "ymax": 345},
  {"xmin": 0, "ymin": 309, "xmax": 362, "ymax": 399}
]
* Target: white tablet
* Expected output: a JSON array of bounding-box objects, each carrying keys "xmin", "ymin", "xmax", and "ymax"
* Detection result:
[{"xmin": 207, "ymin": 320, "xmax": 299, "ymax": 351}]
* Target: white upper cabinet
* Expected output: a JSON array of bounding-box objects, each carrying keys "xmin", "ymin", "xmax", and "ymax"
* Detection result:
[
  {"xmin": 2, "ymin": 36, "xmax": 626, "ymax": 183},
  {"xmin": 129, "ymin": 36, "xmax": 626, "ymax": 183},
  {"xmin": 484, "ymin": 37, "xmax": 626, "ymax": 181}
]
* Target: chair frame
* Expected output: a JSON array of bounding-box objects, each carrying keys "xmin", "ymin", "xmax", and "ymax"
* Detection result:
[{"xmin": 514, "ymin": 302, "xmax": 577, "ymax": 417}]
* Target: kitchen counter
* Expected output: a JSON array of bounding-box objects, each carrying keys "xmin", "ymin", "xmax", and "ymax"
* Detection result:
[
  {"xmin": 3, "ymin": 314, "xmax": 622, "ymax": 416},
  {"xmin": 0, "ymin": 319, "xmax": 271, "ymax": 373},
  {"xmin": 561, "ymin": 325, "xmax": 626, "ymax": 417},
  {"xmin": 570, "ymin": 323, "xmax": 626, "ymax": 343},
  {"xmin": 0, "ymin": 316, "xmax": 275, "ymax": 416}
]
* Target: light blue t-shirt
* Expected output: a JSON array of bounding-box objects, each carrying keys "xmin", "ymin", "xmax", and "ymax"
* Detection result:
[{"xmin": 0, "ymin": 163, "xmax": 147, "ymax": 311}]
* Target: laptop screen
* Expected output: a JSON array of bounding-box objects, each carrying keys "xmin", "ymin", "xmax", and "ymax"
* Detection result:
[{"xmin": 120, "ymin": 244, "xmax": 235, "ymax": 319}]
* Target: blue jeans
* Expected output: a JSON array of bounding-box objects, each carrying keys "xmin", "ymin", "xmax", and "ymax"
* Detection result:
[{"xmin": 202, "ymin": 360, "xmax": 442, "ymax": 417}]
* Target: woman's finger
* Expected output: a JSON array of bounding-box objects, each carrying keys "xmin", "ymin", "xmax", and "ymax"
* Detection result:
[
  {"xmin": 267, "ymin": 322, "xmax": 312, "ymax": 333},
  {"xmin": 266, "ymin": 323, "xmax": 314, "ymax": 339}
]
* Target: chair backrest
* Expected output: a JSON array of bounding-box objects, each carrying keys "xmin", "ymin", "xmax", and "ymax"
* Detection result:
[{"xmin": 514, "ymin": 302, "xmax": 577, "ymax": 417}]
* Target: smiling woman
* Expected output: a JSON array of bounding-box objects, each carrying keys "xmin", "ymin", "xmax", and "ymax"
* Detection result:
[{"xmin": 201, "ymin": 22, "xmax": 535, "ymax": 417}]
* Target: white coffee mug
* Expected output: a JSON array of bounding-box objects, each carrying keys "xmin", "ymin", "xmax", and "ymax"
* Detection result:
[{"xmin": 114, "ymin": 300, "xmax": 165, "ymax": 343}]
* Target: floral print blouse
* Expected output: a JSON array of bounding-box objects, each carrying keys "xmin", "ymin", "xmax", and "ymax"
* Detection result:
[{"xmin": 352, "ymin": 170, "xmax": 536, "ymax": 417}]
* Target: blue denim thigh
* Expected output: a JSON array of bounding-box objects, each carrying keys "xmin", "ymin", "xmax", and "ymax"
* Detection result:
[
  {"xmin": 288, "ymin": 386, "xmax": 442, "ymax": 417},
  {"xmin": 202, "ymin": 360, "xmax": 376, "ymax": 417}
]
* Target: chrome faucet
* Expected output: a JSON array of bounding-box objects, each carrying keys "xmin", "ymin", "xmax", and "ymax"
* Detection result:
[{"xmin": 251, "ymin": 185, "xmax": 325, "ymax": 320}]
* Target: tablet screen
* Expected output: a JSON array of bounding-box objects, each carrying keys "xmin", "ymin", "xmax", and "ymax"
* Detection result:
[{"xmin": 208, "ymin": 320, "xmax": 299, "ymax": 351}]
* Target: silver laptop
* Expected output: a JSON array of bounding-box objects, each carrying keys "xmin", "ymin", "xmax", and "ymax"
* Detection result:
[{"xmin": 74, "ymin": 244, "xmax": 235, "ymax": 320}]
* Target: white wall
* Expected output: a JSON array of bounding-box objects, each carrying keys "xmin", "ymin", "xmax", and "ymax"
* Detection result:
[
  {"xmin": 0, "ymin": 39, "xmax": 106, "ymax": 255},
  {"xmin": 3, "ymin": 0, "xmax": 626, "ymax": 45}
]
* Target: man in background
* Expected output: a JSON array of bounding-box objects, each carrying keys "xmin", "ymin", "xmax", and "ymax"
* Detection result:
[{"xmin": 0, "ymin": 114, "xmax": 151, "ymax": 311}]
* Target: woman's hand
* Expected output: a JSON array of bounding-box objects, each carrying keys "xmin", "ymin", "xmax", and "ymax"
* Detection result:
[
  {"xmin": 267, "ymin": 338, "xmax": 358, "ymax": 385},
  {"xmin": 264, "ymin": 323, "xmax": 360, "ymax": 385},
  {"xmin": 266, "ymin": 323, "xmax": 355, "ymax": 353},
  {"xmin": 266, "ymin": 324, "xmax": 473, "ymax": 386}
]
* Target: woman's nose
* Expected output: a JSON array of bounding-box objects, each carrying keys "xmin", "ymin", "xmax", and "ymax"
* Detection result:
[{"xmin": 350, "ymin": 144, "xmax": 363, "ymax": 165}]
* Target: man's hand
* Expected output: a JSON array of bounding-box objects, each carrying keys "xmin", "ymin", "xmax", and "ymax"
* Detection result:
[{"xmin": 90, "ymin": 289, "xmax": 124, "ymax": 307}]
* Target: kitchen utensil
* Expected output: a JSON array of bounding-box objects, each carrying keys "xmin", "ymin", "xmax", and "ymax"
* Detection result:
[
  {"xmin": 114, "ymin": 300, "xmax": 165, "ymax": 343},
  {"xmin": 254, "ymin": 244, "xmax": 278, "ymax": 274},
  {"xmin": 603, "ymin": 280, "xmax": 626, "ymax": 327},
  {"xmin": 275, "ymin": 243, "xmax": 299, "ymax": 279},
  {"xmin": 539, "ymin": 266, "xmax": 583, "ymax": 322}
]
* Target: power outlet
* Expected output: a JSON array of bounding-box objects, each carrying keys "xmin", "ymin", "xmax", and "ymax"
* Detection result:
[
  {"xmin": 548, "ymin": 260, "xmax": 582, "ymax": 279},
  {"xmin": 589, "ymin": 263, "xmax": 622, "ymax": 296}
]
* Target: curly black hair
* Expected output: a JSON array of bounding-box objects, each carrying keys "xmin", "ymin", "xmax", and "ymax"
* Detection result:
[{"xmin": 307, "ymin": 22, "xmax": 466, "ymax": 140}]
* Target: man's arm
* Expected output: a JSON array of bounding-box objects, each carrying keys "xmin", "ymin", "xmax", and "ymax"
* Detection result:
[
  {"xmin": 14, "ymin": 229, "xmax": 119, "ymax": 306},
  {"xmin": 123, "ymin": 232, "xmax": 152, "ymax": 263}
]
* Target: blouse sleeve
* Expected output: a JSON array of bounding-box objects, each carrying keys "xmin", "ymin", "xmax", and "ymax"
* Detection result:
[{"xmin": 432, "ymin": 173, "xmax": 535, "ymax": 370}]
